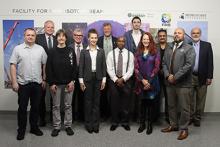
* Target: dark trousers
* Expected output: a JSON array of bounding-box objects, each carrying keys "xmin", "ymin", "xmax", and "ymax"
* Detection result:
[
  {"xmin": 84, "ymin": 73, "xmax": 101, "ymax": 130},
  {"xmin": 39, "ymin": 86, "xmax": 53, "ymax": 123},
  {"xmin": 17, "ymin": 82, "xmax": 42, "ymax": 133},
  {"xmin": 109, "ymin": 80, "xmax": 131, "ymax": 125},
  {"xmin": 139, "ymin": 99, "xmax": 154, "ymax": 124},
  {"xmin": 72, "ymin": 80, "xmax": 84, "ymax": 121},
  {"xmin": 100, "ymin": 76, "xmax": 110, "ymax": 120},
  {"xmin": 159, "ymin": 74, "xmax": 168, "ymax": 121}
]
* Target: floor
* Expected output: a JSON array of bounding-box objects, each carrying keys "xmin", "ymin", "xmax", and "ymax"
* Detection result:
[{"xmin": 0, "ymin": 112, "xmax": 220, "ymax": 147}]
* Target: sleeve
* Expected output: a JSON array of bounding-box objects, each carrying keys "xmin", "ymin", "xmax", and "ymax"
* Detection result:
[
  {"xmin": 78, "ymin": 50, "xmax": 85, "ymax": 84},
  {"xmin": 134, "ymin": 53, "xmax": 143, "ymax": 81},
  {"xmin": 106, "ymin": 51, "xmax": 118, "ymax": 82},
  {"xmin": 122, "ymin": 51, "xmax": 134, "ymax": 82},
  {"xmin": 174, "ymin": 46, "xmax": 196, "ymax": 80},
  {"xmin": 41, "ymin": 47, "xmax": 47, "ymax": 65},
  {"xmin": 9, "ymin": 46, "xmax": 18, "ymax": 64},
  {"xmin": 71, "ymin": 48, "xmax": 77, "ymax": 81},
  {"xmin": 102, "ymin": 50, "xmax": 107, "ymax": 83},
  {"xmin": 45, "ymin": 50, "xmax": 53, "ymax": 85},
  {"xmin": 162, "ymin": 50, "xmax": 170, "ymax": 79},
  {"xmin": 151, "ymin": 51, "xmax": 161, "ymax": 77},
  {"xmin": 207, "ymin": 42, "xmax": 214, "ymax": 79}
]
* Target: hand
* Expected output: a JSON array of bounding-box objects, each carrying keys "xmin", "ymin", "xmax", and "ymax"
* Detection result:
[
  {"xmin": 168, "ymin": 74, "xmax": 176, "ymax": 84},
  {"xmin": 206, "ymin": 79, "xmax": 212, "ymax": 85},
  {"xmin": 50, "ymin": 85, "xmax": 57, "ymax": 94},
  {"xmin": 116, "ymin": 78, "xmax": 125, "ymax": 87},
  {"xmin": 66, "ymin": 81, "xmax": 74, "ymax": 92},
  {"xmin": 100, "ymin": 82, "xmax": 106, "ymax": 90},
  {"xmin": 12, "ymin": 81, "xmax": 19, "ymax": 92},
  {"xmin": 41, "ymin": 81, "xmax": 46, "ymax": 89},
  {"xmin": 142, "ymin": 79, "xmax": 150, "ymax": 86},
  {"xmin": 80, "ymin": 83, "xmax": 86, "ymax": 91}
]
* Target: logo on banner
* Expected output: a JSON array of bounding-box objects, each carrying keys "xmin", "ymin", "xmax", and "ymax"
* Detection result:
[
  {"xmin": 161, "ymin": 13, "xmax": 171, "ymax": 27},
  {"xmin": 179, "ymin": 13, "xmax": 207, "ymax": 20},
  {"xmin": 127, "ymin": 13, "xmax": 145, "ymax": 18}
]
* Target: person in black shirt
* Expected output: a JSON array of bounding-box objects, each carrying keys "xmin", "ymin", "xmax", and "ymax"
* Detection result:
[{"xmin": 46, "ymin": 29, "xmax": 77, "ymax": 137}]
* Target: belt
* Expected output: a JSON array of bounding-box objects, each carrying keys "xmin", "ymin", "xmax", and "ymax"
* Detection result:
[{"xmin": 192, "ymin": 72, "xmax": 198, "ymax": 76}]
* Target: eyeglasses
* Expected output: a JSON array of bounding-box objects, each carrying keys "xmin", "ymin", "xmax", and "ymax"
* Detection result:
[{"xmin": 74, "ymin": 34, "xmax": 83, "ymax": 37}]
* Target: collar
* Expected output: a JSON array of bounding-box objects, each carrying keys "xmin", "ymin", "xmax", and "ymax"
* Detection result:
[
  {"xmin": 24, "ymin": 42, "xmax": 35, "ymax": 49},
  {"xmin": 45, "ymin": 34, "xmax": 53, "ymax": 39},
  {"xmin": 75, "ymin": 43, "xmax": 83, "ymax": 48},
  {"xmin": 86, "ymin": 45, "xmax": 100, "ymax": 50},
  {"xmin": 104, "ymin": 35, "xmax": 112, "ymax": 39}
]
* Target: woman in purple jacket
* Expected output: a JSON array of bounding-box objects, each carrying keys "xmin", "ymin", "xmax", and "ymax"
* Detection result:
[{"xmin": 134, "ymin": 32, "xmax": 160, "ymax": 135}]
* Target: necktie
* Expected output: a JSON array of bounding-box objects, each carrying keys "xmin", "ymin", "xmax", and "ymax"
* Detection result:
[
  {"xmin": 170, "ymin": 43, "xmax": 179, "ymax": 74},
  {"xmin": 116, "ymin": 50, "xmax": 123, "ymax": 77},
  {"xmin": 76, "ymin": 44, "xmax": 81, "ymax": 66},
  {"xmin": 48, "ymin": 36, "xmax": 52, "ymax": 49}
]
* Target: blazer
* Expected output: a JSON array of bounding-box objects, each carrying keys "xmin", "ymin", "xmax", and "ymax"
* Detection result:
[
  {"xmin": 162, "ymin": 41, "xmax": 196, "ymax": 87},
  {"xmin": 36, "ymin": 33, "xmax": 57, "ymax": 55},
  {"xmin": 97, "ymin": 35, "xmax": 117, "ymax": 49},
  {"xmin": 124, "ymin": 29, "xmax": 144, "ymax": 53},
  {"xmin": 79, "ymin": 47, "xmax": 106, "ymax": 82},
  {"xmin": 190, "ymin": 40, "xmax": 214, "ymax": 85}
]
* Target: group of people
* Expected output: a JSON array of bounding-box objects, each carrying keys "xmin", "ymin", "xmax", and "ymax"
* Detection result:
[{"xmin": 9, "ymin": 16, "xmax": 213, "ymax": 141}]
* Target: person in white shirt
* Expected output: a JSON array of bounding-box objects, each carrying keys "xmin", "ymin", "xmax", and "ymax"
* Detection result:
[
  {"xmin": 10, "ymin": 28, "xmax": 47, "ymax": 140},
  {"xmin": 106, "ymin": 36, "xmax": 134, "ymax": 131}
]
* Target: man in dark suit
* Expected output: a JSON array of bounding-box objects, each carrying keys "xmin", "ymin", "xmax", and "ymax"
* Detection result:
[
  {"xmin": 79, "ymin": 29, "xmax": 106, "ymax": 133},
  {"xmin": 190, "ymin": 27, "xmax": 214, "ymax": 127},
  {"xmin": 35, "ymin": 20, "xmax": 57, "ymax": 126},
  {"xmin": 97, "ymin": 23, "xmax": 117, "ymax": 120},
  {"xmin": 68, "ymin": 28, "xmax": 87, "ymax": 122}
]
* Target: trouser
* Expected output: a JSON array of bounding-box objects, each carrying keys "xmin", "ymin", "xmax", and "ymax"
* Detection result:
[
  {"xmin": 17, "ymin": 82, "xmax": 42, "ymax": 133},
  {"xmin": 51, "ymin": 85, "xmax": 73, "ymax": 129},
  {"xmin": 72, "ymin": 80, "xmax": 84, "ymax": 121},
  {"xmin": 84, "ymin": 73, "xmax": 101, "ymax": 130},
  {"xmin": 191, "ymin": 75, "xmax": 207, "ymax": 121},
  {"xmin": 166, "ymin": 86, "xmax": 191, "ymax": 130},
  {"xmin": 100, "ymin": 76, "xmax": 110, "ymax": 120},
  {"xmin": 139, "ymin": 99, "xmax": 154, "ymax": 124},
  {"xmin": 109, "ymin": 79, "xmax": 131, "ymax": 125}
]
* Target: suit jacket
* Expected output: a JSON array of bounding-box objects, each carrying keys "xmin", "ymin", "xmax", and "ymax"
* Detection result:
[
  {"xmin": 36, "ymin": 33, "xmax": 57, "ymax": 55},
  {"xmin": 162, "ymin": 41, "xmax": 196, "ymax": 87},
  {"xmin": 97, "ymin": 35, "xmax": 117, "ymax": 49},
  {"xmin": 79, "ymin": 48, "xmax": 106, "ymax": 82},
  {"xmin": 124, "ymin": 29, "xmax": 144, "ymax": 53},
  {"xmin": 190, "ymin": 40, "xmax": 214, "ymax": 85}
]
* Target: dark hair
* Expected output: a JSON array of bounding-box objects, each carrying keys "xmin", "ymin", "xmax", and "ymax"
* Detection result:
[
  {"xmin": 103, "ymin": 22, "xmax": 112, "ymax": 27},
  {"xmin": 24, "ymin": 28, "xmax": 36, "ymax": 35},
  {"xmin": 55, "ymin": 29, "xmax": 68, "ymax": 39},
  {"xmin": 157, "ymin": 29, "xmax": 167, "ymax": 35},
  {"xmin": 131, "ymin": 16, "xmax": 141, "ymax": 23},
  {"xmin": 137, "ymin": 32, "xmax": 157, "ymax": 55},
  {"xmin": 88, "ymin": 28, "xmax": 98, "ymax": 38}
]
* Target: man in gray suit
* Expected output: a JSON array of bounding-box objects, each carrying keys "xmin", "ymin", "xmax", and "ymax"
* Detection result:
[{"xmin": 161, "ymin": 28, "xmax": 195, "ymax": 140}]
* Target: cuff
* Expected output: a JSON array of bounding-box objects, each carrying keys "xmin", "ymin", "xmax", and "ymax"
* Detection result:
[{"xmin": 79, "ymin": 78, "xmax": 84, "ymax": 84}]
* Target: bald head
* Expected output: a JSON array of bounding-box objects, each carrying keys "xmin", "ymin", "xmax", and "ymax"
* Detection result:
[
  {"xmin": 174, "ymin": 28, "xmax": 185, "ymax": 43},
  {"xmin": 191, "ymin": 27, "xmax": 201, "ymax": 42}
]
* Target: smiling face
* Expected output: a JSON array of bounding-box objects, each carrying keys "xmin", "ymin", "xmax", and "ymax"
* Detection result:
[
  {"xmin": 132, "ymin": 18, "xmax": 141, "ymax": 30},
  {"xmin": 174, "ymin": 28, "xmax": 185, "ymax": 43},
  {"xmin": 73, "ymin": 30, "xmax": 83, "ymax": 44},
  {"xmin": 117, "ymin": 37, "xmax": 125, "ymax": 49},
  {"xmin": 44, "ymin": 21, "xmax": 55, "ymax": 36},
  {"xmin": 158, "ymin": 31, "xmax": 167, "ymax": 44},
  {"xmin": 142, "ymin": 34, "xmax": 150, "ymax": 48},
  {"xmin": 191, "ymin": 28, "xmax": 201, "ymax": 42},
  {"xmin": 88, "ymin": 33, "xmax": 98, "ymax": 46},
  {"xmin": 57, "ymin": 33, "xmax": 67, "ymax": 45},
  {"xmin": 24, "ymin": 29, "xmax": 36, "ymax": 45},
  {"xmin": 103, "ymin": 25, "xmax": 112, "ymax": 37}
]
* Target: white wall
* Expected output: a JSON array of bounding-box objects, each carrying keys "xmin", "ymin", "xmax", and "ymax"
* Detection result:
[{"xmin": 0, "ymin": 0, "xmax": 220, "ymax": 111}]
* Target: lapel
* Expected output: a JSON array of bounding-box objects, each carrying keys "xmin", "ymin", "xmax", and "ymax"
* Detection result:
[{"xmin": 43, "ymin": 34, "xmax": 49, "ymax": 50}]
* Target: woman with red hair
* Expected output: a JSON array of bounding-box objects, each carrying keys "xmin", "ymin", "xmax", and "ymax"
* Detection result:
[{"xmin": 134, "ymin": 32, "xmax": 160, "ymax": 135}]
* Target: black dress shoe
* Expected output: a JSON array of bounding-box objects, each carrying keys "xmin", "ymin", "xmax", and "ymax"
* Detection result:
[
  {"xmin": 138, "ymin": 124, "xmax": 146, "ymax": 133},
  {"xmin": 65, "ymin": 127, "xmax": 74, "ymax": 136},
  {"xmin": 30, "ymin": 128, "xmax": 43, "ymax": 136},
  {"xmin": 146, "ymin": 124, "xmax": 153, "ymax": 135},
  {"xmin": 51, "ymin": 129, "xmax": 60, "ymax": 137},
  {"xmin": 110, "ymin": 125, "xmax": 118, "ymax": 131},
  {"xmin": 93, "ymin": 129, "xmax": 99, "ymax": 133},
  {"xmin": 121, "ymin": 124, "xmax": 130, "ymax": 131},
  {"xmin": 17, "ymin": 133, "xmax": 25, "ymax": 140}
]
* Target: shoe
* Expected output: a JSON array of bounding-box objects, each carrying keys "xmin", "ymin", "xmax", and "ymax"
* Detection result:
[
  {"xmin": 121, "ymin": 124, "xmax": 130, "ymax": 131},
  {"xmin": 110, "ymin": 125, "xmax": 118, "ymax": 131},
  {"xmin": 39, "ymin": 120, "xmax": 46, "ymax": 127},
  {"xmin": 65, "ymin": 127, "xmax": 74, "ymax": 136},
  {"xmin": 17, "ymin": 132, "xmax": 25, "ymax": 140},
  {"xmin": 146, "ymin": 123, "xmax": 153, "ymax": 135},
  {"xmin": 161, "ymin": 126, "xmax": 179, "ymax": 133},
  {"xmin": 138, "ymin": 124, "xmax": 146, "ymax": 133},
  {"xmin": 193, "ymin": 119, "xmax": 201, "ymax": 127},
  {"xmin": 51, "ymin": 129, "xmax": 60, "ymax": 137},
  {"xmin": 30, "ymin": 128, "xmax": 43, "ymax": 136},
  {"xmin": 177, "ymin": 130, "xmax": 188, "ymax": 140},
  {"xmin": 93, "ymin": 128, "xmax": 99, "ymax": 133},
  {"xmin": 86, "ymin": 128, "xmax": 93, "ymax": 134}
]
